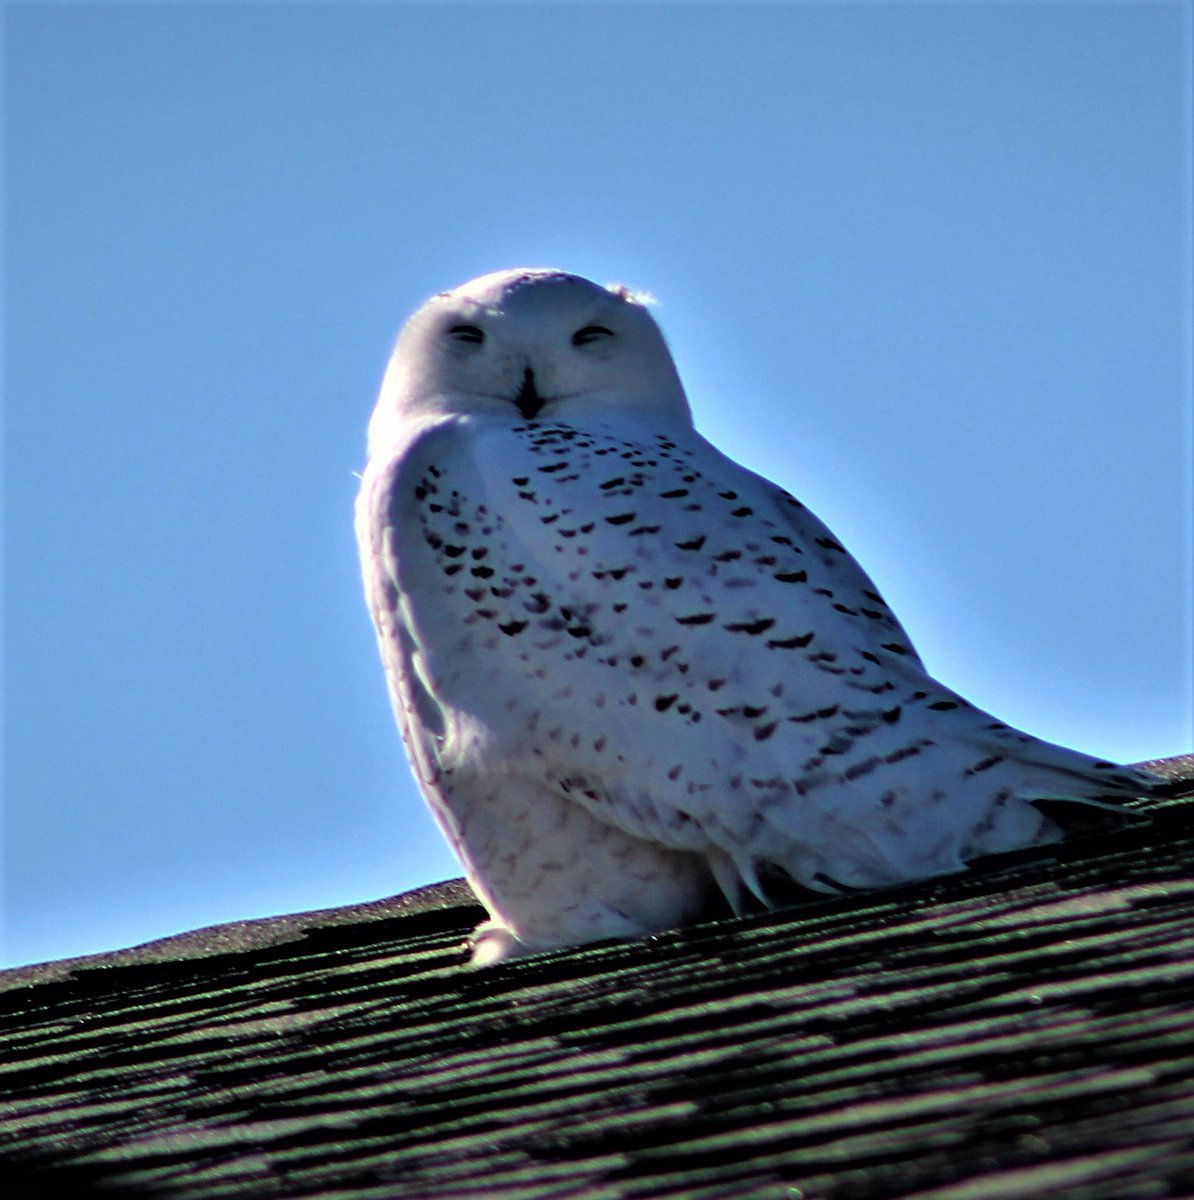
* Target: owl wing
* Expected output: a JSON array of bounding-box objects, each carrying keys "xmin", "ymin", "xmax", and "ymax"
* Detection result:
[{"xmin": 362, "ymin": 414, "xmax": 1154, "ymax": 901}]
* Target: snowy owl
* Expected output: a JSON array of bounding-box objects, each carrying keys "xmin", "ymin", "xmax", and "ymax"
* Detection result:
[{"xmin": 356, "ymin": 268, "xmax": 1157, "ymax": 966}]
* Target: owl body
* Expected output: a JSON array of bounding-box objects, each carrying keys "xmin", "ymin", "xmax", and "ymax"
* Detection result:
[{"xmin": 356, "ymin": 269, "xmax": 1157, "ymax": 964}]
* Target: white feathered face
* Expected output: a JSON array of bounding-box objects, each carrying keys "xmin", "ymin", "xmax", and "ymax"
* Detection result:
[{"xmin": 370, "ymin": 269, "xmax": 692, "ymax": 450}]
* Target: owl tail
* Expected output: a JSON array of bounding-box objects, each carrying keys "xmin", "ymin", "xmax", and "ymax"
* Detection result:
[
  {"xmin": 985, "ymin": 728, "xmax": 1161, "ymax": 804},
  {"xmin": 957, "ymin": 728, "xmax": 1160, "ymax": 861},
  {"xmin": 741, "ymin": 737, "xmax": 1160, "ymax": 901}
]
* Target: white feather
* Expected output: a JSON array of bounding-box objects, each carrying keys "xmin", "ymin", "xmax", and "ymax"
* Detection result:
[{"xmin": 356, "ymin": 269, "xmax": 1160, "ymax": 964}]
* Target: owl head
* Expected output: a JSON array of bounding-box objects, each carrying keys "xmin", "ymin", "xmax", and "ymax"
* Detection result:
[{"xmin": 368, "ymin": 269, "xmax": 692, "ymax": 453}]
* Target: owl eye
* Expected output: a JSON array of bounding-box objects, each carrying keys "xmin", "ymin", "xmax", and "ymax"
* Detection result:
[
  {"xmin": 572, "ymin": 325, "xmax": 613, "ymax": 347},
  {"xmin": 449, "ymin": 324, "xmax": 485, "ymax": 344}
]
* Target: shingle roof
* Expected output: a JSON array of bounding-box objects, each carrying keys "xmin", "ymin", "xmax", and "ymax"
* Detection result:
[{"xmin": 2, "ymin": 755, "xmax": 1193, "ymax": 1199}]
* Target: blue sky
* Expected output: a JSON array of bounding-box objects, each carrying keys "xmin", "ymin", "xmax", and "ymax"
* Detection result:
[{"xmin": 5, "ymin": 2, "xmax": 1191, "ymax": 969}]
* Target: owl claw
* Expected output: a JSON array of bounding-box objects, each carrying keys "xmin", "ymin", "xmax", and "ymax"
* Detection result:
[{"xmin": 469, "ymin": 920, "xmax": 528, "ymax": 967}]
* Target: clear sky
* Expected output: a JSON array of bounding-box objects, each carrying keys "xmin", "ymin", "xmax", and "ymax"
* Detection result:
[{"xmin": 4, "ymin": 2, "xmax": 1191, "ymax": 969}]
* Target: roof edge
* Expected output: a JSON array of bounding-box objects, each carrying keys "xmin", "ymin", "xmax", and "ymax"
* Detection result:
[
  {"xmin": 4, "ymin": 753, "xmax": 1190, "ymax": 992},
  {"xmin": 0, "ymin": 878, "xmax": 477, "ymax": 993}
]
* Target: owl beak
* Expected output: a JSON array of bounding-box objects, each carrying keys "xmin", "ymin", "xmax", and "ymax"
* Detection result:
[{"xmin": 514, "ymin": 367, "xmax": 545, "ymax": 420}]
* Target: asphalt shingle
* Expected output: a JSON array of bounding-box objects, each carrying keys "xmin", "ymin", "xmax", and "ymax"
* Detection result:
[{"xmin": 2, "ymin": 755, "xmax": 1192, "ymax": 1199}]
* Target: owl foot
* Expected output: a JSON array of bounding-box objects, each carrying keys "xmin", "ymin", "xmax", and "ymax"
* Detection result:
[{"xmin": 469, "ymin": 919, "xmax": 529, "ymax": 967}]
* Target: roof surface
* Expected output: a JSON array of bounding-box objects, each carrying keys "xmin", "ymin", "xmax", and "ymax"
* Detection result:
[{"xmin": 2, "ymin": 754, "xmax": 1193, "ymax": 1199}]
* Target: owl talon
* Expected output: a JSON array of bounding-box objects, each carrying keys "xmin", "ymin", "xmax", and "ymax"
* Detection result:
[{"xmin": 469, "ymin": 920, "xmax": 528, "ymax": 967}]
